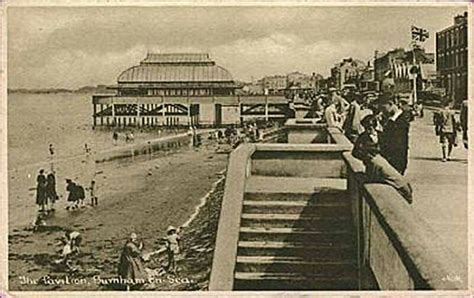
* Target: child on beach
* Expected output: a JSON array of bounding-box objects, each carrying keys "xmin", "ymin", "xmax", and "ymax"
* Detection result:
[
  {"xmin": 55, "ymin": 230, "xmax": 81, "ymax": 272},
  {"xmin": 88, "ymin": 180, "xmax": 98, "ymax": 206},
  {"xmin": 31, "ymin": 213, "xmax": 47, "ymax": 232},
  {"xmin": 164, "ymin": 226, "xmax": 181, "ymax": 275},
  {"xmin": 66, "ymin": 179, "xmax": 85, "ymax": 210},
  {"xmin": 113, "ymin": 131, "xmax": 118, "ymax": 145}
]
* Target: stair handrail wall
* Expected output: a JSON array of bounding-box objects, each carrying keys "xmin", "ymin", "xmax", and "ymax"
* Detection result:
[
  {"xmin": 209, "ymin": 144, "xmax": 256, "ymax": 290},
  {"xmin": 343, "ymin": 151, "xmax": 466, "ymax": 290}
]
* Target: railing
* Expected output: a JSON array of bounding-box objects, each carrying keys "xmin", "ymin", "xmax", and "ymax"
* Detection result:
[
  {"xmin": 259, "ymin": 126, "xmax": 287, "ymax": 143},
  {"xmin": 209, "ymin": 144, "xmax": 256, "ymax": 290},
  {"xmin": 343, "ymin": 151, "xmax": 466, "ymax": 290},
  {"xmin": 209, "ymin": 128, "xmax": 353, "ymax": 291},
  {"xmin": 92, "ymin": 94, "xmax": 289, "ymax": 105},
  {"xmin": 209, "ymin": 124, "xmax": 466, "ymax": 291}
]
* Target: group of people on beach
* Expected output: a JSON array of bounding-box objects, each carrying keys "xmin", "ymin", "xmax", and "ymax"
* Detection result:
[
  {"xmin": 113, "ymin": 130, "xmax": 135, "ymax": 145},
  {"xmin": 35, "ymin": 171, "xmax": 98, "ymax": 215},
  {"xmin": 65, "ymin": 178, "xmax": 98, "ymax": 210},
  {"xmin": 35, "ymin": 169, "xmax": 58, "ymax": 213}
]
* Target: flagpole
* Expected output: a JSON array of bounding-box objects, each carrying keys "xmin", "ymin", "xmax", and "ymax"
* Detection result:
[{"xmin": 412, "ymin": 42, "xmax": 417, "ymax": 105}]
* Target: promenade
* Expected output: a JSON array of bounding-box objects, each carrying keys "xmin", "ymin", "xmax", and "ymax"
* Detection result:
[{"xmin": 406, "ymin": 109, "xmax": 467, "ymax": 273}]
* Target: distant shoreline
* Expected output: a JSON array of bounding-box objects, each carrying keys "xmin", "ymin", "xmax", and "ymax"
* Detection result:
[{"xmin": 8, "ymin": 85, "xmax": 116, "ymax": 95}]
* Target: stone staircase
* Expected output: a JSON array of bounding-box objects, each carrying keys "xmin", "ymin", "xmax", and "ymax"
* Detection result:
[{"xmin": 233, "ymin": 176, "xmax": 358, "ymax": 290}]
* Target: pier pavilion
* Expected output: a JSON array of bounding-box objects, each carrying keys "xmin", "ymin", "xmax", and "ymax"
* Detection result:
[{"xmin": 92, "ymin": 53, "xmax": 291, "ymax": 127}]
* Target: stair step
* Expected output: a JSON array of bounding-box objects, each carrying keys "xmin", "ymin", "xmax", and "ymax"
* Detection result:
[
  {"xmin": 234, "ymin": 272, "xmax": 358, "ymax": 290},
  {"xmin": 241, "ymin": 213, "xmax": 352, "ymax": 229},
  {"xmin": 239, "ymin": 227, "xmax": 353, "ymax": 243},
  {"xmin": 245, "ymin": 192, "xmax": 348, "ymax": 203},
  {"xmin": 245, "ymin": 176, "xmax": 347, "ymax": 194},
  {"xmin": 238, "ymin": 240, "xmax": 355, "ymax": 259},
  {"xmin": 242, "ymin": 201, "xmax": 350, "ymax": 215},
  {"xmin": 243, "ymin": 200, "xmax": 348, "ymax": 207},
  {"xmin": 236, "ymin": 256, "xmax": 356, "ymax": 274}
]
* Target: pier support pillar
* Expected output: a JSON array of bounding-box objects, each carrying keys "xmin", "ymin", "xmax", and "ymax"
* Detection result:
[
  {"xmin": 93, "ymin": 104, "xmax": 97, "ymax": 127},
  {"xmin": 100, "ymin": 104, "xmax": 104, "ymax": 126},
  {"xmin": 136, "ymin": 103, "xmax": 141, "ymax": 127},
  {"xmin": 265, "ymin": 98, "xmax": 269, "ymax": 122},
  {"xmin": 112, "ymin": 103, "xmax": 116, "ymax": 127}
]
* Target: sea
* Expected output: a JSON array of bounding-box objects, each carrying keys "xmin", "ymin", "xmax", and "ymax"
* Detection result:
[{"xmin": 7, "ymin": 92, "xmax": 173, "ymax": 231}]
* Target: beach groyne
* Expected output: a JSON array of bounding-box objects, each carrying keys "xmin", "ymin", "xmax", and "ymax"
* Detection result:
[{"xmin": 94, "ymin": 130, "xmax": 211, "ymax": 163}]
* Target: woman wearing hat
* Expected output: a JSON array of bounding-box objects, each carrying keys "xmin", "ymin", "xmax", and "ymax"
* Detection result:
[
  {"xmin": 353, "ymin": 114, "xmax": 413, "ymax": 203},
  {"xmin": 36, "ymin": 169, "xmax": 47, "ymax": 212},
  {"xmin": 118, "ymin": 232, "xmax": 146, "ymax": 290}
]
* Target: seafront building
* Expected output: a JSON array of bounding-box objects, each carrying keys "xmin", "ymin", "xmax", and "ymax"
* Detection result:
[
  {"xmin": 92, "ymin": 53, "xmax": 290, "ymax": 127},
  {"xmin": 436, "ymin": 12, "xmax": 468, "ymax": 106},
  {"xmin": 374, "ymin": 48, "xmax": 435, "ymax": 97},
  {"xmin": 330, "ymin": 58, "xmax": 367, "ymax": 90}
]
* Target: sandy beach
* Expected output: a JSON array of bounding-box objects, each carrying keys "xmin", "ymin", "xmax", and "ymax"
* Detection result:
[{"xmin": 8, "ymin": 140, "xmax": 228, "ymax": 291}]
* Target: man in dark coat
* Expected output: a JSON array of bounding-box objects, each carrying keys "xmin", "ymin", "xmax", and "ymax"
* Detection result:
[
  {"xmin": 352, "ymin": 114, "xmax": 413, "ymax": 203},
  {"xmin": 378, "ymin": 94, "xmax": 410, "ymax": 175},
  {"xmin": 36, "ymin": 169, "xmax": 47, "ymax": 211},
  {"xmin": 460, "ymin": 100, "xmax": 468, "ymax": 149}
]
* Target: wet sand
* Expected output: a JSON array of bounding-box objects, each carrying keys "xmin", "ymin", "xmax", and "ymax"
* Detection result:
[{"xmin": 9, "ymin": 142, "xmax": 228, "ymax": 291}]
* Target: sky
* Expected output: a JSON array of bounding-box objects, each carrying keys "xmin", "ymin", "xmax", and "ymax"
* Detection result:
[{"xmin": 7, "ymin": 5, "xmax": 468, "ymax": 89}]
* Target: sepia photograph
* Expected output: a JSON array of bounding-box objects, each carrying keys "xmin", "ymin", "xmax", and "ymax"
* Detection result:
[{"xmin": 3, "ymin": 3, "xmax": 471, "ymax": 294}]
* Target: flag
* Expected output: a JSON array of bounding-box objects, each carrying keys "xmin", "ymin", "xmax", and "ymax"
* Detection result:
[{"xmin": 411, "ymin": 26, "xmax": 429, "ymax": 42}]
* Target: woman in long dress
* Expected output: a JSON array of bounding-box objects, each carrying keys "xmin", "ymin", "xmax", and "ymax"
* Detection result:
[
  {"xmin": 46, "ymin": 172, "xmax": 58, "ymax": 211},
  {"xmin": 118, "ymin": 233, "xmax": 146, "ymax": 290},
  {"xmin": 36, "ymin": 169, "xmax": 47, "ymax": 211}
]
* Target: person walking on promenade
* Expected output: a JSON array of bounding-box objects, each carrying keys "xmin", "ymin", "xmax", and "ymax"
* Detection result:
[
  {"xmin": 399, "ymin": 98, "xmax": 416, "ymax": 123},
  {"xmin": 36, "ymin": 169, "xmax": 47, "ymax": 212},
  {"xmin": 118, "ymin": 232, "xmax": 146, "ymax": 290},
  {"xmin": 45, "ymin": 171, "xmax": 58, "ymax": 212},
  {"xmin": 436, "ymin": 100, "xmax": 459, "ymax": 162},
  {"xmin": 352, "ymin": 114, "xmax": 413, "ymax": 203},
  {"xmin": 378, "ymin": 94, "xmax": 410, "ymax": 175},
  {"xmin": 460, "ymin": 100, "xmax": 468, "ymax": 149}
]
